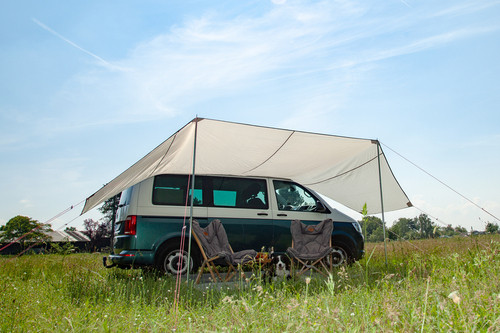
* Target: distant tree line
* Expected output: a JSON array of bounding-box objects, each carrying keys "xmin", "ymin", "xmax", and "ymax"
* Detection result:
[
  {"xmin": 0, "ymin": 215, "xmax": 52, "ymax": 248},
  {"xmin": 0, "ymin": 195, "xmax": 121, "ymax": 253},
  {"xmin": 359, "ymin": 214, "xmax": 500, "ymax": 242}
]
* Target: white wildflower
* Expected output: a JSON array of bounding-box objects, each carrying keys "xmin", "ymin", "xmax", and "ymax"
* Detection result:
[{"xmin": 448, "ymin": 291, "xmax": 461, "ymax": 304}]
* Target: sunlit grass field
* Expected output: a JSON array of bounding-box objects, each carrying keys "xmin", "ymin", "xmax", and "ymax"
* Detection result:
[{"xmin": 1, "ymin": 235, "xmax": 498, "ymax": 332}]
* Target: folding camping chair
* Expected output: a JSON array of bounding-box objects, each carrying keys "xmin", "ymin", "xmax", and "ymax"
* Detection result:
[
  {"xmin": 286, "ymin": 219, "xmax": 335, "ymax": 277},
  {"xmin": 191, "ymin": 219, "xmax": 257, "ymax": 284}
]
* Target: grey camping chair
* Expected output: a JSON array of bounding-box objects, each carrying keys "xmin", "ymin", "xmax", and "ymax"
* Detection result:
[
  {"xmin": 192, "ymin": 219, "xmax": 257, "ymax": 284},
  {"xmin": 286, "ymin": 219, "xmax": 337, "ymax": 277}
]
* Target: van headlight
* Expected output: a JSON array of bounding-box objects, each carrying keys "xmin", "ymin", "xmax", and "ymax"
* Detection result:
[{"xmin": 352, "ymin": 221, "xmax": 363, "ymax": 236}]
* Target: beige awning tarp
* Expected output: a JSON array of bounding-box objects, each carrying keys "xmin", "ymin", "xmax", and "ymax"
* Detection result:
[{"xmin": 82, "ymin": 118, "xmax": 411, "ymax": 215}]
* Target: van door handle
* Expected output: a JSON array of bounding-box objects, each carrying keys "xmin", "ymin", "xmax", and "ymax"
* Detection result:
[
  {"xmin": 257, "ymin": 213, "xmax": 268, "ymax": 216},
  {"xmin": 277, "ymin": 213, "xmax": 287, "ymax": 217}
]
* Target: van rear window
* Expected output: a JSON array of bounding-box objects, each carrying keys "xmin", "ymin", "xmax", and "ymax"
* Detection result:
[
  {"xmin": 152, "ymin": 174, "xmax": 268, "ymax": 209},
  {"xmin": 152, "ymin": 175, "xmax": 203, "ymax": 206}
]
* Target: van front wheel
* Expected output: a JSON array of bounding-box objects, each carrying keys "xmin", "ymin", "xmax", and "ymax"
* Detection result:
[
  {"xmin": 156, "ymin": 242, "xmax": 197, "ymax": 275},
  {"xmin": 331, "ymin": 242, "xmax": 354, "ymax": 266}
]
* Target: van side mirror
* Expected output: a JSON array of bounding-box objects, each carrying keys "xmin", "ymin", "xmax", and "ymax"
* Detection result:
[{"xmin": 315, "ymin": 201, "xmax": 327, "ymax": 213}]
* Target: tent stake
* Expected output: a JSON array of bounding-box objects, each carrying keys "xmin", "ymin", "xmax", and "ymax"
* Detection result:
[
  {"xmin": 186, "ymin": 118, "xmax": 199, "ymax": 282},
  {"xmin": 377, "ymin": 142, "xmax": 389, "ymax": 267}
]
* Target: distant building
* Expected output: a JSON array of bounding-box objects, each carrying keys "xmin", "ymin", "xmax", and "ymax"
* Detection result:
[
  {"xmin": 47, "ymin": 230, "xmax": 90, "ymax": 243},
  {"xmin": 0, "ymin": 230, "xmax": 90, "ymax": 255}
]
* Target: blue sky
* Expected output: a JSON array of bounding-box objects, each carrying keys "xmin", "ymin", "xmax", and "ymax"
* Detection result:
[{"xmin": 1, "ymin": 0, "xmax": 499, "ymax": 231}]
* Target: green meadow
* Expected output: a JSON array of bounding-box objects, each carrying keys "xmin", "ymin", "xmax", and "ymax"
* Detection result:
[{"xmin": 1, "ymin": 235, "xmax": 499, "ymax": 332}]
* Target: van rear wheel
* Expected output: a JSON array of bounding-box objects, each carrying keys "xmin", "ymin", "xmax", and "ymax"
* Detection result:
[{"xmin": 156, "ymin": 242, "xmax": 197, "ymax": 275}]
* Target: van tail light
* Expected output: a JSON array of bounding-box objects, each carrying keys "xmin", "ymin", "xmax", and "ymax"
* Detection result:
[{"xmin": 124, "ymin": 215, "xmax": 137, "ymax": 235}]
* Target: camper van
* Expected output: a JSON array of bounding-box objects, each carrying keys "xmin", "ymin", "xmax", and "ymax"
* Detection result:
[{"xmin": 109, "ymin": 174, "xmax": 364, "ymax": 275}]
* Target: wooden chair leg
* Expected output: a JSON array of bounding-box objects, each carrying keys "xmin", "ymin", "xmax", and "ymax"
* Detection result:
[
  {"xmin": 308, "ymin": 258, "xmax": 327, "ymax": 277},
  {"xmin": 293, "ymin": 257, "xmax": 331, "ymax": 277},
  {"xmin": 224, "ymin": 264, "xmax": 237, "ymax": 282},
  {"xmin": 294, "ymin": 258, "xmax": 310, "ymax": 276},
  {"xmin": 319, "ymin": 259, "xmax": 331, "ymax": 276},
  {"xmin": 195, "ymin": 261, "xmax": 208, "ymax": 284},
  {"xmin": 208, "ymin": 261, "xmax": 222, "ymax": 282}
]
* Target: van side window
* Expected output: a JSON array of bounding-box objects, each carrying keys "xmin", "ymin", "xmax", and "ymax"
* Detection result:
[
  {"xmin": 211, "ymin": 177, "xmax": 268, "ymax": 209},
  {"xmin": 152, "ymin": 175, "xmax": 203, "ymax": 206},
  {"xmin": 273, "ymin": 180, "xmax": 318, "ymax": 211}
]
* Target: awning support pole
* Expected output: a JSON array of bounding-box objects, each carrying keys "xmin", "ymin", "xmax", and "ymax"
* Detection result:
[
  {"xmin": 186, "ymin": 118, "xmax": 199, "ymax": 282},
  {"xmin": 110, "ymin": 194, "xmax": 118, "ymax": 254},
  {"xmin": 377, "ymin": 141, "xmax": 389, "ymax": 267}
]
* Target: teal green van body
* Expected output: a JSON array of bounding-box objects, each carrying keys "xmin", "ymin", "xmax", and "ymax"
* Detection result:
[{"xmin": 108, "ymin": 174, "xmax": 364, "ymax": 274}]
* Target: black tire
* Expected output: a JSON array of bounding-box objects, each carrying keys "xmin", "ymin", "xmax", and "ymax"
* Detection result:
[
  {"xmin": 155, "ymin": 241, "xmax": 199, "ymax": 275},
  {"xmin": 331, "ymin": 241, "xmax": 355, "ymax": 266},
  {"xmin": 329, "ymin": 249, "xmax": 345, "ymax": 267}
]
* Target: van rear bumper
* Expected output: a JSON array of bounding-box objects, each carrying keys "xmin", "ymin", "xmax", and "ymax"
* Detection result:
[{"xmin": 107, "ymin": 250, "xmax": 155, "ymax": 267}]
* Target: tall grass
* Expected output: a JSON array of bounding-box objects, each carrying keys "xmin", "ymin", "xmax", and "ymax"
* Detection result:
[{"xmin": 1, "ymin": 235, "xmax": 498, "ymax": 332}]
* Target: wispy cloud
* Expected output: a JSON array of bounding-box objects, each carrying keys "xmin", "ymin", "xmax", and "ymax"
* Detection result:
[
  {"xmin": 32, "ymin": 18, "xmax": 128, "ymax": 72},
  {"xmin": 363, "ymin": 26, "xmax": 496, "ymax": 64},
  {"xmin": 399, "ymin": 0, "xmax": 412, "ymax": 9},
  {"xmin": 430, "ymin": 0, "xmax": 500, "ymax": 19},
  {"xmin": 20, "ymin": 199, "xmax": 34, "ymax": 209},
  {"xmin": 33, "ymin": 1, "xmax": 500, "ymax": 134},
  {"xmin": 461, "ymin": 134, "xmax": 500, "ymax": 148}
]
